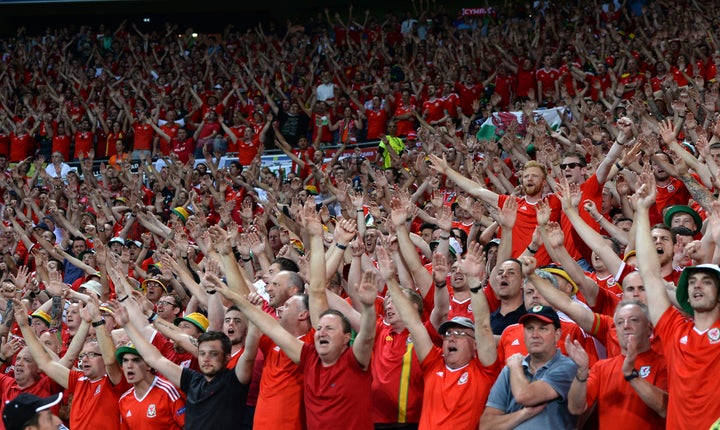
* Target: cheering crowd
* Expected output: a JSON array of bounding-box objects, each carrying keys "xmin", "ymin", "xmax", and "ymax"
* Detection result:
[{"xmin": 0, "ymin": 0, "xmax": 719, "ymax": 429}]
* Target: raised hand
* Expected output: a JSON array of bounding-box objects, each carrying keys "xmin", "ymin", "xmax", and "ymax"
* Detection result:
[
  {"xmin": 357, "ymin": 270, "xmax": 381, "ymax": 307},
  {"xmin": 564, "ymin": 335, "xmax": 590, "ymax": 369},
  {"xmin": 459, "ymin": 241, "xmax": 485, "ymax": 279},
  {"xmin": 497, "ymin": 196, "xmax": 518, "ymax": 229}
]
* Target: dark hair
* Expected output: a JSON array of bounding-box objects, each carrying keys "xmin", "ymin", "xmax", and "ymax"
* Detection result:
[
  {"xmin": 562, "ymin": 151, "xmax": 587, "ymax": 166},
  {"xmin": 651, "ymin": 223, "xmax": 676, "ymax": 245},
  {"xmin": 198, "ymin": 331, "xmax": 232, "ymax": 355},
  {"xmin": 602, "ymin": 235, "xmax": 622, "ymax": 255},
  {"xmin": 273, "ymin": 257, "xmax": 299, "ymax": 273},
  {"xmin": 319, "ymin": 309, "xmax": 352, "ymax": 334},
  {"xmin": 419, "ymin": 222, "xmax": 437, "ymax": 232}
]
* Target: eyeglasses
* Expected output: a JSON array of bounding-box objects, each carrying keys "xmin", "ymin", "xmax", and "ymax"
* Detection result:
[
  {"xmin": 78, "ymin": 352, "xmax": 101, "ymax": 360},
  {"xmin": 559, "ymin": 162, "xmax": 582, "ymax": 170},
  {"xmin": 157, "ymin": 300, "xmax": 178, "ymax": 308},
  {"xmin": 442, "ymin": 330, "xmax": 473, "ymax": 339}
]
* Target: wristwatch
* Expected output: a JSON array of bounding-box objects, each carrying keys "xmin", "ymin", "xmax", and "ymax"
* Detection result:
[{"xmin": 624, "ymin": 369, "xmax": 639, "ymax": 381}]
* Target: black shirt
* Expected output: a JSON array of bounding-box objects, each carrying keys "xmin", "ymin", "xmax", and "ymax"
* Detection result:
[
  {"xmin": 180, "ymin": 367, "xmax": 248, "ymax": 430},
  {"xmin": 490, "ymin": 304, "xmax": 527, "ymax": 335}
]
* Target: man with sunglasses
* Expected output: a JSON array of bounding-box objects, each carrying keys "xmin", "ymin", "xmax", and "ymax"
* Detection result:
[{"xmin": 555, "ymin": 118, "xmax": 631, "ymax": 270}]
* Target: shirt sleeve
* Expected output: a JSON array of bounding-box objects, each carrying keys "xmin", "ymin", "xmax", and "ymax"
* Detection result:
[
  {"xmin": 485, "ymin": 366, "xmax": 511, "ymax": 411},
  {"xmin": 538, "ymin": 356, "xmax": 578, "ymax": 402}
]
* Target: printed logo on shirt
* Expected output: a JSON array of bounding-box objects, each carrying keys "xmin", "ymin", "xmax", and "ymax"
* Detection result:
[
  {"xmin": 511, "ymin": 339, "xmax": 520, "ymax": 346},
  {"xmin": 273, "ymin": 346, "xmax": 281, "ymax": 352},
  {"xmin": 126, "ymin": 410, "xmax": 132, "ymax": 417},
  {"xmin": 607, "ymin": 277, "xmax": 616, "ymax": 286},
  {"xmin": 436, "ymin": 371, "xmax": 444, "ymax": 378},
  {"xmin": 385, "ymin": 335, "xmax": 393, "ymax": 342},
  {"xmin": 708, "ymin": 328, "xmax": 720, "ymax": 344},
  {"xmin": 639, "ymin": 366, "xmax": 651, "ymax": 378},
  {"xmin": 406, "ymin": 336, "xmax": 414, "ymax": 345},
  {"xmin": 147, "ymin": 404, "xmax": 156, "ymax": 418},
  {"xmin": 668, "ymin": 184, "xmax": 675, "ymax": 192},
  {"xmin": 458, "ymin": 372, "xmax": 469, "ymax": 385},
  {"xmin": 177, "ymin": 407, "xmax": 186, "ymax": 416},
  {"xmin": 94, "ymin": 385, "xmax": 101, "ymax": 396},
  {"xmin": 680, "ymin": 335, "xmax": 688, "ymax": 345}
]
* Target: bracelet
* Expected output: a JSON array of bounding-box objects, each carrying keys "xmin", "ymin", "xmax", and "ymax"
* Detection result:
[
  {"xmin": 0, "ymin": 355, "xmax": 6, "ymax": 363},
  {"xmin": 119, "ymin": 295, "xmax": 129, "ymax": 302},
  {"xmin": 241, "ymin": 256, "xmax": 252, "ymax": 262},
  {"xmin": 435, "ymin": 281, "xmax": 447, "ymax": 289},
  {"xmin": 439, "ymin": 235, "xmax": 450, "ymax": 240},
  {"xmin": 594, "ymin": 216, "xmax": 604, "ymax": 223},
  {"xmin": 575, "ymin": 372, "xmax": 589, "ymax": 383},
  {"xmin": 473, "ymin": 221, "xmax": 483, "ymax": 227},
  {"xmin": 91, "ymin": 319, "xmax": 106, "ymax": 328},
  {"xmin": 469, "ymin": 286, "xmax": 482, "ymax": 294},
  {"xmin": 615, "ymin": 161, "xmax": 624, "ymax": 170},
  {"xmin": 405, "ymin": 217, "xmax": 412, "ymax": 222},
  {"xmin": 147, "ymin": 313, "xmax": 159, "ymax": 324},
  {"xmin": 526, "ymin": 246, "xmax": 538, "ymax": 254},
  {"xmin": 206, "ymin": 290, "xmax": 217, "ymax": 295},
  {"xmin": 356, "ymin": 209, "xmax": 364, "ymax": 213},
  {"xmin": 335, "ymin": 243, "xmax": 348, "ymax": 250}
]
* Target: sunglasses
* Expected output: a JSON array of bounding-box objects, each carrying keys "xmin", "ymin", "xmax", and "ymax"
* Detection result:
[{"xmin": 559, "ymin": 162, "xmax": 583, "ymax": 170}]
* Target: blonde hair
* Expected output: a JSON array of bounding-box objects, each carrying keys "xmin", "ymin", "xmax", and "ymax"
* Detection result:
[{"xmin": 523, "ymin": 160, "xmax": 547, "ymax": 178}]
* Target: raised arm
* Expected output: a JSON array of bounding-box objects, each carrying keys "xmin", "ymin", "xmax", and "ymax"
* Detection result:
[
  {"xmin": 214, "ymin": 281, "xmax": 303, "ymax": 364},
  {"xmin": 110, "ymin": 301, "xmax": 183, "ymax": 387},
  {"xmin": 13, "ymin": 298, "xmax": 70, "ymax": 388},
  {"xmin": 376, "ymin": 246, "xmax": 433, "ymax": 362},
  {"xmin": 633, "ymin": 167, "xmax": 671, "ymax": 325},
  {"xmin": 428, "ymin": 154, "xmax": 499, "ymax": 206},
  {"xmin": 352, "ymin": 270, "xmax": 379, "ymax": 370}
]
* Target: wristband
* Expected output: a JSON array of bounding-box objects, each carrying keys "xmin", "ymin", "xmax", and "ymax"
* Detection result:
[
  {"xmin": 435, "ymin": 281, "xmax": 447, "ymax": 289},
  {"xmin": 119, "ymin": 295, "xmax": 129, "ymax": 302},
  {"xmin": 335, "ymin": 243, "xmax": 348, "ymax": 250},
  {"xmin": 526, "ymin": 246, "xmax": 538, "ymax": 254},
  {"xmin": 148, "ymin": 313, "xmax": 159, "ymax": 324},
  {"xmin": 356, "ymin": 209, "xmax": 364, "ymax": 213},
  {"xmin": 241, "ymin": 256, "xmax": 252, "ymax": 262},
  {"xmin": 91, "ymin": 319, "xmax": 106, "ymax": 327},
  {"xmin": 624, "ymin": 369, "xmax": 639, "ymax": 381},
  {"xmin": 206, "ymin": 290, "xmax": 217, "ymax": 295},
  {"xmin": 439, "ymin": 235, "xmax": 450, "ymax": 240},
  {"xmin": 0, "ymin": 355, "xmax": 6, "ymax": 363},
  {"xmin": 615, "ymin": 161, "xmax": 624, "ymax": 170},
  {"xmin": 575, "ymin": 372, "xmax": 589, "ymax": 383},
  {"xmin": 469, "ymin": 286, "xmax": 482, "ymax": 294}
]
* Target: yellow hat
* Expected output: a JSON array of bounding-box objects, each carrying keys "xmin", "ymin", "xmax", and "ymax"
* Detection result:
[
  {"xmin": 31, "ymin": 310, "xmax": 52, "ymax": 327},
  {"xmin": 174, "ymin": 312, "xmax": 209, "ymax": 333}
]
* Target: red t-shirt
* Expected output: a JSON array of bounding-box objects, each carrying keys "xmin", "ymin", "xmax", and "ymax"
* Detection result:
[
  {"xmin": 497, "ymin": 194, "xmax": 562, "ymax": 266},
  {"xmin": 74, "ymin": 131, "xmax": 94, "ymax": 160},
  {"xmin": 418, "ymin": 347, "xmax": 501, "ymax": 429},
  {"xmin": 585, "ymin": 349, "xmax": 667, "ymax": 429},
  {"xmin": 67, "ymin": 370, "xmax": 129, "ymax": 430},
  {"xmin": 255, "ymin": 332, "xmax": 312, "ymax": 430},
  {"xmin": 118, "ymin": 376, "xmax": 185, "ymax": 430},
  {"xmin": 654, "ymin": 307, "xmax": 720, "ymax": 430},
  {"xmin": 0, "ymin": 374, "xmax": 63, "ymax": 430},
  {"xmin": 372, "ymin": 321, "xmax": 428, "ymax": 424},
  {"xmin": 300, "ymin": 342, "xmax": 373, "ymax": 430},
  {"xmin": 132, "ymin": 123, "xmax": 154, "ymax": 151}
]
